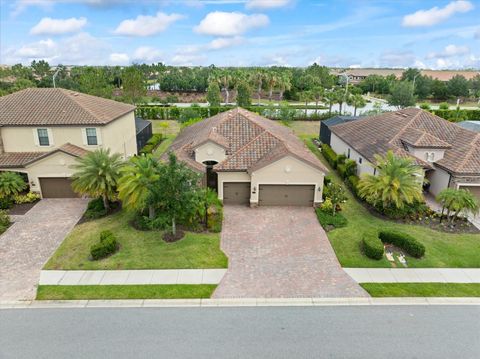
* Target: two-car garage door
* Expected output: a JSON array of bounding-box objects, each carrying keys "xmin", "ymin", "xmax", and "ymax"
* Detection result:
[
  {"xmin": 223, "ymin": 182, "xmax": 315, "ymax": 206},
  {"xmin": 39, "ymin": 178, "xmax": 79, "ymax": 198}
]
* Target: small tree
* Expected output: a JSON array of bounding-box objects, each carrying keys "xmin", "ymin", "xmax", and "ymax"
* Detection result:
[
  {"xmin": 122, "ymin": 66, "xmax": 147, "ymax": 104},
  {"xmin": 437, "ymin": 188, "xmax": 479, "ymax": 225},
  {"xmin": 324, "ymin": 182, "xmax": 347, "ymax": 216},
  {"xmin": 206, "ymin": 81, "xmax": 222, "ymax": 107},
  {"xmin": 71, "ymin": 149, "xmax": 124, "ymax": 210},
  {"xmin": 236, "ymin": 81, "xmax": 252, "ymax": 107},
  {"xmin": 0, "ymin": 172, "xmax": 27, "ymax": 199},
  {"xmin": 388, "ymin": 81, "xmax": 416, "ymax": 109},
  {"xmin": 347, "ymin": 93, "xmax": 366, "ymax": 116}
]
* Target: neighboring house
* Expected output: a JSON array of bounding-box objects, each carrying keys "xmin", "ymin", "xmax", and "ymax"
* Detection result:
[
  {"xmin": 329, "ymin": 108, "xmax": 480, "ymax": 202},
  {"xmin": 457, "ymin": 120, "xmax": 480, "ymax": 133},
  {"xmin": 167, "ymin": 107, "xmax": 328, "ymax": 206},
  {"xmin": 0, "ymin": 88, "xmax": 137, "ymax": 198},
  {"xmin": 135, "ymin": 118, "xmax": 153, "ymax": 153},
  {"xmin": 319, "ymin": 115, "xmax": 360, "ymax": 145}
]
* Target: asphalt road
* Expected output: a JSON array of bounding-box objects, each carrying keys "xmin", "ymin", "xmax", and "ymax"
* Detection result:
[{"xmin": 1, "ymin": 306, "xmax": 479, "ymax": 359}]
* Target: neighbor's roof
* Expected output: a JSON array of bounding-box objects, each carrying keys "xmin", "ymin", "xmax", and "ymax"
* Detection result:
[
  {"xmin": 457, "ymin": 121, "xmax": 480, "ymax": 133},
  {"xmin": 135, "ymin": 118, "xmax": 151, "ymax": 133},
  {"xmin": 166, "ymin": 108, "xmax": 328, "ymax": 174},
  {"xmin": 330, "ymin": 108, "xmax": 480, "ymax": 175},
  {"xmin": 0, "ymin": 143, "xmax": 88, "ymax": 168},
  {"xmin": 323, "ymin": 115, "xmax": 361, "ymax": 127},
  {"xmin": 0, "ymin": 88, "xmax": 135, "ymax": 126}
]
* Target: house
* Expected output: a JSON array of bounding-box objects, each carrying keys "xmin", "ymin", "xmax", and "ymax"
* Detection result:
[
  {"xmin": 329, "ymin": 108, "xmax": 480, "ymax": 202},
  {"xmin": 166, "ymin": 108, "xmax": 328, "ymax": 206},
  {"xmin": 457, "ymin": 120, "xmax": 480, "ymax": 133},
  {"xmin": 0, "ymin": 88, "xmax": 137, "ymax": 198},
  {"xmin": 319, "ymin": 115, "xmax": 360, "ymax": 145},
  {"xmin": 135, "ymin": 118, "xmax": 153, "ymax": 153}
]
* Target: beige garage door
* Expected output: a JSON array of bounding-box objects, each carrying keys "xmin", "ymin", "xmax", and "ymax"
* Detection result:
[
  {"xmin": 259, "ymin": 185, "xmax": 315, "ymax": 206},
  {"xmin": 223, "ymin": 182, "xmax": 251, "ymax": 205},
  {"xmin": 460, "ymin": 185, "xmax": 480, "ymax": 202},
  {"xmin": 39, "ymin": 178, "xmax": 78, "ymax": 198}
]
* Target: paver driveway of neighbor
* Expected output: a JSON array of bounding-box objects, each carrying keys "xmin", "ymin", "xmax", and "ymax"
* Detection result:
[
  {"xmin": 0, "ymin": 199, "xmax": 88, "ymax": 301},
  {"xmin": 213, "ymin": 206, "xmax": 368, "ymax": 298}
]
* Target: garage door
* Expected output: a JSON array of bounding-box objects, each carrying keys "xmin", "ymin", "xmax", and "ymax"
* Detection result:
[
  {"xmin": 259, "ymin": 185, "xmax": 315, "ymax": 206},
  {"xmin": 223, "ymin": 182, "xmax": 251, "ymax": 205},
  {"xmin": 460, "ymin": 185, "xmax": 480, "ymax": 202},
  {"xmin": 39, "ymin": 178, "xmax": 78, "ymax": 198}
]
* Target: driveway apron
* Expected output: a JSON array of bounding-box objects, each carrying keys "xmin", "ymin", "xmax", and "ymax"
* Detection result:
[
  {"xmin": 0, "ymin": 199, "xmax": 88, "ymax": 300},
  {"xmin": 213, "ymin": 206, "xmax": 368, "ymax": 298}
]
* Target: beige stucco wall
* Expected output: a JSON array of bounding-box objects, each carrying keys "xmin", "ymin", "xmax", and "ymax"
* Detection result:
[
  {"xmin": 405, "ymin": 145, "xmax": 445, "ymax": 163},
  {"xmin": 427, "ymin": 166, "xmax": 451, "ymax": 197},
  {"xmin": 1, "ymin": 111, "xmax": 137, "ymax": 158},
  {"xmin": 250, "ymin": 156, "xmax": 325, "ymax": 204},
  {"xmin": 217, "ymin": 171, "xmax": 251, "ymax": 200},
  {"xmin": 195, "ymin": 141, "xmax": 226, "ymax": 164},
  {"xmin": 330, "ymin": 133, "xmax": 375, "ymax": 176}
]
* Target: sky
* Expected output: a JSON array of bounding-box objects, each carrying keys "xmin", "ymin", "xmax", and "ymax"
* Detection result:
[{"xmin": 0, "ymin": 0, "xmax": 479, "ymax": 68}]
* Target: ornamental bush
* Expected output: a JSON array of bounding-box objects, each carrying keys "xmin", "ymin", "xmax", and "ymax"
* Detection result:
[
  {"xmin": 90, "ymin": 230, "xmax": 118, "ymax": 260},
  {"xmin": 0, "ymin": 209, "xmax": 11, "ymax": 228},
  {"xmin": 347, "ymin": 175, "xmax": 360, "ymax": 195},
  {"xmin": 321, "ymin": 144, "xmax": 338, "ymax": 168},
  {"xmin": 379, "ymin": 230, "xmax": 425, "ymax": 258},
  {"xmin": 13, "ymin": 192, "xmax": 40, "ymax": 204},
  {"xmin": 362, "ymin": 232, "xmax": 384, "ymax": 260},
  {"xmin": 84, "ymin": 197, "xmax": 108, "ymax": 220},
  {"xmin": 139, "ymin": 133, "xmax": 164, "ymax": 155},
  {"xmin": 315, "ymin": 207, "xmax": 347, "ymax": 229}
]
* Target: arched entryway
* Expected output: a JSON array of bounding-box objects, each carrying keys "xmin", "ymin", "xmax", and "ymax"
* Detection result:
[{"xmin": 203, "ymin": 160, "xmax": 218, "ymax": 190}]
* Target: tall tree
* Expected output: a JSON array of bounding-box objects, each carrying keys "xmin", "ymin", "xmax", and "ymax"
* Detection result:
[
  {"xmin": 277, "ymin": 72, "xmax": 292, "ymax": 101},
  {"xmin": 71, "ymin": 149, "xmax": 124, "ymax": 210},
  {"xmin": 31, "ymin": 60, "xmax": 51, "ymax": 79},
  {"xmin": 265, "ymin": 71, "xmax": 279, "ymax": 101},
  {"xmin": 250, "ymin": 69, "xmax": 265, "ymax": 103},
  {"xmin": 206, "ymin": 81, "xmax": 222, "ymax": 106},
  {"xmin": 447, "ymin": 75, "xmax": 469, "ymax": 98},
  {"xmin": 236, "ymin": 80, "xmax": 252, "ymax": 107},
  {"xmin": 311, "ymin": 86, "xmax": 324, "ymax": 114},
  {"xmin": 77, "ymin": 67, "xmax": 113, "ymax": 98},
  {"xmin": 388, "ymin": 81, "xmax": 416, "ymax": 109},
  {"xmin": 347, "ymin": 93, "xmax": 367, "ymax": 116},
  {"xmin": 298, "ymin": 91, "xmax": 314, "ymax": 117},
  {"xmin": 122, "ymin": 66, "xmax": 147, "ymax": 104}
]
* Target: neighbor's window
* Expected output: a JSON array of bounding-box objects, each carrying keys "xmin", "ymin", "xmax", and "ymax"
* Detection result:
[
  {"xmin": 86, "ymin": 128, "xmax": 98, "ymax": 145},
  {"xmin": 37, "ymin": 128, "xmax": 49, "ymax": 146},
  {"xmin": 359, "ymin": 157, "xmax": 363, "ymax": 164},
  {"xmin": 347, "ymin": 148, "xmax": 351, "ymax": 158}
]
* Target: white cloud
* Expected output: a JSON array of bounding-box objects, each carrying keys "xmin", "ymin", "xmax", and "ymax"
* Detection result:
[
  {"xmin": 207, "ymin": 36, "xmax": 245, "ymax": 50},
  {"xmin": 132, "ymin": 46, "xmax": 163, "ymax": 63},
  {"xmin": 109, "ymin": 53, "xmax": 129, "ymax": 65},
  {"xmin": 379, "ymin": 50, "xmax": 417, "ymax": 68},
  {"xmin": 194, "ymin": 11, "xmax": 269, "ymax": 36},
  {"xmin": 475, "ymin": 29, "xmax": 480, "ymax": 39},
  {"xmin": 245, "ymin": 0, "xmax": 292, "ymax": 9},
  {"xmin": 169, "ymin": 54, "xmax": 207, "ymax": 66},
  {"xmin": 426, "ymin": 44, "xmax": 470, "ymax": 59},
  {"xmin": 30, "ymin": 17, "xmax": 87, "ymax": 35},
  {"xmin": 113, "ymin": 12, "xmax": 184, "ymax": 36},
  {"xmin": 402, "ymin": 1, "xmax": 474, "ymax": 27}
]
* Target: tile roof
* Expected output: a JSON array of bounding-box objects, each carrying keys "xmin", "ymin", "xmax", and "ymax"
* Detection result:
[
  {"xmin": 0, "ymin": 88, "xmax": 135, "ymax": 126},
  {"xmin": 330, "ymin": 108, "xmax": 480, "ymax": 175},
  {"xmin": 0, "ymin": 143, "xmax": 88, "ymax": 168},
  {"xmin": 166, "ymin": 108, "xmax": 328, "ymax": 174}
]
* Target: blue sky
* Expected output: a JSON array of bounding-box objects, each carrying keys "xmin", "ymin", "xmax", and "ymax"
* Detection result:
[{"xmin": 1, "ymin": 0, "xmax": 479, "ymax": 68}]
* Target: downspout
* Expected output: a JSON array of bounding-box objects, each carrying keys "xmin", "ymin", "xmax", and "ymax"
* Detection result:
[{"xmin": 0, "ymin": 127, "xmax": 4, "ymax": 154}]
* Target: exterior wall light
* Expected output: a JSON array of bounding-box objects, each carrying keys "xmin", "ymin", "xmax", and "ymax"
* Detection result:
[{"xmin": 252, "ymin": 186, "xmax": 256, "ymax": 194}]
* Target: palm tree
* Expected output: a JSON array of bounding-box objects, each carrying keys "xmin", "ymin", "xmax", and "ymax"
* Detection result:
[
  {"xmin": 324, "ymin": 91, "xmax": 336, "ymax": 116},
  {"xmin": 347, "ymin": 93, "xmax": 367, "ymax": 116},
  {"xmin": 357, "ymin": 151, "xmax": 424, "ymax": 210},
  {"xmin": 298, "ymin": 91, "xmax": 314, "ymax": 117},
  {"xmin": 265, "ymin": 71, "xmax": 279, "ymax": 101},
  {"xmin": 311, "ymin": 86, "xmax": 324, "ymax": 115},
  {"xmin": 118, "ymin": 155, "xmax": 160, "ymax": 219},
  {"xmin": 277, "ymin": 73, "xmax": 291, "ymax": 101},
  {"xmin": 209, "ymin": 70, "xmax": 232, "ymax": 104},
  {"xmin": 250, "ymin": 69, "xmax": 265, "ymax": 104},
  {"xmin": 436, "ymin": 188, "xmax": 457, "ymax": 223},
  {"xmin": 437, "ymin": 188, "xmax": 479, "ymax": 224},
  {"xmin": 0, "ymin": 172, "xmax": 27, "ymax": 198},
  {"xmin": 334, "ymin": 88, "xmax": 347, "ymax": 115},
  {"xmin": 71, "ymin": 149, "xmax": 124, "ymax": 210}
]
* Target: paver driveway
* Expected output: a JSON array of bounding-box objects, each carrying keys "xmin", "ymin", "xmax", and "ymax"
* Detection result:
[
  {"xmin": 0, "ymin": 199, "xmax": 88, "ymax": 301},
  {"xmin": 213, "ymin": 206, "xmax": 368, "ymax": 298}
]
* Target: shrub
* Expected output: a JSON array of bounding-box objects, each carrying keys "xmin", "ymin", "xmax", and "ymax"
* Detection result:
[
  {"xmin": 84, "ymin": 197, "xmax": 107, "ymax": 220},
  {"xmin": 0, "ymin": 209, "xmax": 11, "ymax": 228},
  {"xmin": 0, "ymin": 197, "xmax": 13, "ymax": 210},
  {"xmin": 321, "ymin": 144, "xmax": 338, "ymax": 168},
  {"xmin": 419, "ymin": 103, "xmax": 431, "ymax": 110},
  {"xmin": 320, "ymin": 197, "xmax": 333, "ymax": 213},
  {"xmin": 336, "ymin": 154, "xmax": 347, "ymax": 166},
  {"xmin": 323, "ymin": 174, "xmax": 333, "ymax": 186},
  {"xmin": 337, "ymin": 163, "xmax": 347, "ymax": 179},
  {"xmin": 207, "ymin": 205, "xmax": 223, "ymax": 233},
  {"xmin": 344, "ymin": 159, "xmax": 357, "ymax": 177},
  {"xmin": 347, "ymin": 175, "xmax": 359, "ymax": 192},
  {"xmin": 362, "ymin": 231, "xmax": 384, "ymax": 260},
  {"xmin": 315, "ymin": 207, "xmax": 347, "ymax": 229},
  {"xmin": 13, "ymin": 192, "xmax": 40, "ymax": 204},
  {"xmin": 90, "ymin": 230, "xmax": 118, "ymax": 260},
  {"xmin": 379, "ymin": 230, "xmax": 425, "ymax": 258},
  {"xmin": 381, "ymin": 201, "xmax": 429, "ymax": 220},
  {"xmin": 439, "ymin": 102, "xmax": 449, "ymax": 110},
  {"xmin": 139, "ymin": 133, "xmax": 164, "ymax": 155}
]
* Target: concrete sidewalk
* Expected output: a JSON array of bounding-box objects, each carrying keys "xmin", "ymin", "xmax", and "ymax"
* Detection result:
[
  {"xmin": 344, "ymin": 268, "xmax": 480, "ymax": 283},
  {"xmin": 39, "ymin": 269, "xmax": 227, "ymax": 286}
]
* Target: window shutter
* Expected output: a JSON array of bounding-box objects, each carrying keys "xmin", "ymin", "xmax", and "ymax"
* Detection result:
[
  {"xmin": 81, "ymin": 128, "xmax": 87, "ymax": 145},
  {"xmin": 33, "ymin": 128, "xmax": 39, "ymax": 146},
  {"xmin": 47, "ymin": 128, "xmax": 54, "ymax": 146},
  {"xmin": 96, "ymin": 128, "xmax": 102, "ymax": 145}
]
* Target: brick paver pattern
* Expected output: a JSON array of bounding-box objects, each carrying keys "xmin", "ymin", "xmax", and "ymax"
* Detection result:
[
  {"xmin": 213, "ymin": 206, "xmax": 368, "ymax": 298},
  {"xmin": 0, "ymin": 199, "xmax": 87, "ymax": 300}
]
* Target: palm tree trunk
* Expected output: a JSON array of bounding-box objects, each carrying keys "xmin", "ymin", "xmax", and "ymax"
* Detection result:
[
  {"xmin": 439, "ymin": 204, "xmax": 446, "ymax": 223},
  {"xmin": 304, "ymin": 101, "xmax": 308, "ymax": 117},
  {"xmin": 329, "ymin": 103, "xmax": 332, "ymax": 115},
  {"xmin": 172, "ymin": 216, "xmax": 176, "ymax": 236},
  {"xmin": 148, "ymin": 205, "xmax": 155, "ymax": 219},
  {"xmin": 315, "ymin": 100, "xmax": 319, "ymax": 115},
  {"xmin": 102, "ymin": 195, "xmax": 110, "ymax": 211},
  {"xmin": 225, "ymin": 88, "xmax": 229, "ymax": 104},
  {"xmin": 269, "ymin": 87, "xmax": 273, "ymax": 101},
  {"xmin": 354, "ymin": 106, "xmax": 357, "ymax": 116},
  {"xmin": 257, "ymin": 85, "xmax": 261, "ymax": 102},
  {"xmin": 339, "ymin": 102, "xmax": 343, "ymax": 115}
]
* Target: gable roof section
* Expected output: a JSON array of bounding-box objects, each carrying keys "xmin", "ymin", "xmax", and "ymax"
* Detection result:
[
  {"xmin": 0, "ymin": 88, "xmax": 135, "ymax": 126},
  {"xmin": 166, "ymin": 108, "xmax": 328, "ymax": 174},
  {"xmin": 330, "ymin": 108, "xmax": 480, "ymax": 175}
]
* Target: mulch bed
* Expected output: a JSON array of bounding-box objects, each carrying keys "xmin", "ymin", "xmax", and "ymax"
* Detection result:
[
  {"xmin": 76, "ymin": 202, "xmax": 121, "ymax": 225},
  {"xmin": 162, "ymin": 230, "xmax": 185, "ymax": 243},
  {"xmin": 7, "ymin": 201, "xmax": 39, "ymax": 215}
]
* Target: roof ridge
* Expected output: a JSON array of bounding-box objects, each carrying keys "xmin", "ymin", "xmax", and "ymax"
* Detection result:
[
  {"xmin": 455, "ymin": 133, "xmax": 480, "ymax": 172},
  {"xmin": 60, "ymin": 89, "xmax": 109, "ymax": 122},
  {"xmin": 388, "ymin": 108, "xmax": 423, "ymax": 146}
]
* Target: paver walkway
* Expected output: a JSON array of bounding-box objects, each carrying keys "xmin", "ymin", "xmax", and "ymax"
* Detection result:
[
  {"xmin": 0, "ymin": 199, "xmax": 88, "ymax": 300},
  {"xmin": 344, "ymin": 268, "xmax": 480, "ymax": 283},
  {"xmin": 213, "ymin": 206, "xmax": 368, "ymax": 298},
  {"xmin": 39, "ymin": 269, "xmax": 226, "ymax": 285}
]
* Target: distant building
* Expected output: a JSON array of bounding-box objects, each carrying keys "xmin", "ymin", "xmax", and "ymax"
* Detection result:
[{"xmin": 319, "ymin": 115, "xmax": 361, "ymax": 145}]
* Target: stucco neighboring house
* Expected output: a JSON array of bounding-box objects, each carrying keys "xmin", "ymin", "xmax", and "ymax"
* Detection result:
[
  {"xmin": 166, "ymin": 107, "xmax": 328, "ymax": 207},
  {"xmin": 0, "ymin": 88, "xmax": 137, "ymax": 198},
  {"xmin": 329, "ymin": 108, "xmax": 480, "ymax": 203}
]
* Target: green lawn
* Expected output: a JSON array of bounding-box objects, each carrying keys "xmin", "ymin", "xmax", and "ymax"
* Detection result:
[
  {"xmin": 149, "ymin": 120, "xmax": 181, "ymax": 136},
  {"xmin": 44, "ymin": 210, "xmax": 227, "ymax": 270},
  {"xmin": 36, "ymin": 285, "xmax": 216, "ymax": 300},
  {"xmin": 361, "ymin": 283, "xmax": 480, "ymax": 297},
  {"xmin": 305, "ymin": 139, "xmax": 480, "ymax": 268},
  {"xmin": 153, "ymin": 135, "xmax": 176, "ymax": 159},
  {"xmin": 289, "ymin": 121, "xmax": 320, "ymax": 137}
]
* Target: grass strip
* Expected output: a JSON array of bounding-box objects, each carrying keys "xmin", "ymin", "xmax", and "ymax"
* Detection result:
[{"xmin": 361, "ymin": 283, "xmax": 480, "ymax": 297}]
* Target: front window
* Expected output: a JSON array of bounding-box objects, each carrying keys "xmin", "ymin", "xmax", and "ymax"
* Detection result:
[
  {"xmin": 86, "ymin": 128, "xmax": 98, "ymax": 145},
  {"xmin": 37, "ymin": 128, "xmax": 49, "ymax": 146}
]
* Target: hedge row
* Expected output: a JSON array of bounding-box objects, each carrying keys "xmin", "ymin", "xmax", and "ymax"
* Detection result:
[
  {"xmin": 362, "ymin": 231, "xmax": 384, "ymax": 260},
  {"xmin": 321, "ymin": 144, "xmax": 338, "ymax": 168},
  {"xmin": 90, "ymin": 230, "xmax": 118, "ymax": 260},
  {"xmin": 139, "ymin": 133, "xmax": 164, "ymax": 155},
  {"xmin": 431, "ymin": 109, "xmax": 480, "ymax": 123},
  {"xmin": 315, "ymin": 207, "xmax": 348, "ymax": 229},
  {"xmin": 379, "ymin": 230, "xmax": 425, "ymax": 258}
]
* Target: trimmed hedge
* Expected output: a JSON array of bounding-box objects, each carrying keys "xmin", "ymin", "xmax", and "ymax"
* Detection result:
[
  {"xmin": 431, "ymin": 109, "xmax": 480, "ymax": 123},
  {"xmin": 315, "ymin": 208, "xmax": 348, "ymax": 229},
  {"xmin": 362, "ymin": 232, "xmax": 384, "ymax": 260},
  {"xmin": 90, "ymin": 230, "xmax": 118, "ymax": 260},
  {"xmin": 321, "ymin": 144, "xmax": 338, "ymax": 168},
  {"xmin": 347, "ymin": 175, "xmax": 360, "ymax": 195},
  {"xmin": 84, "ymin": 197, "xmax": 107, "ymax": 220},
  {"xmin": 139, "ymin": 133, "xmax": 164, "ymax": 155},
  {"xmin": 379, "ymin": 230, "xmax": 425, "ymax": 258}
]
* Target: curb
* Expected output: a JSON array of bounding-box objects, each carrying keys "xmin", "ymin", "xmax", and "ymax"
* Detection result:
[{"xmin": 1, "ymin": 297, "xmax": 480, "ymax": 309}]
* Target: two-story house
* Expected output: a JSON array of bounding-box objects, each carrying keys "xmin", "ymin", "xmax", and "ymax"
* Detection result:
[{"xmin": 0, "ymin": 88, "xmax": 137, "ymax": 198}]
